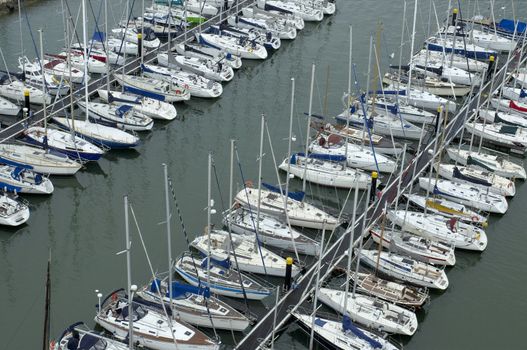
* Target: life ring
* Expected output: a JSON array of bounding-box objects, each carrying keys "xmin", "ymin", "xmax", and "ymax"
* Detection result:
[
  {"xmin": 111, "ymin": 292, "xmax": 118, "ymax": 302},
  {"xmin": 175, "ymin": 89, "xmax": 181, "ymax": 94},
  {"xmin": 471, "ymin": 215, "xmax": 479, "ymax": 222}
]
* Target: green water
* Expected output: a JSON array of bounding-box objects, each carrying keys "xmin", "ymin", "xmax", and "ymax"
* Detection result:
[{"xmin": 0, "ymin": 1, "xmax": 526, "ymax": 349}]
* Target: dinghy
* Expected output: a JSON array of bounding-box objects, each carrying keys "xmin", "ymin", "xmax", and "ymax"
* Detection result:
[
  {"xmin": 77, "ymin": 101, "xmax": 154, "ymax": 131},
  {"xmin": 95, "ymin": 290, "xmax": 220, "ymax": 350},
  {"xmin": 0, "ymin": 144, "xmax": 81, "ymax": 175},
  {"xmin": 234, "ymin": 185, "xmax": 341, "ymax": 230},
  {"xmin": 0, "ymin": 193, "xmax": 29, "ymax": 226},
  {"xmin": 309, "ymin": 134, "xmax": 397, "ymax": 173},
  {"xmin": 0, "ymin": 165, "xmax": 53, "ymax": 195},
  {"xmin": 370, "ymin": 226, "xmax": 456, "ymax": 266},
  {"xmin": 293, "ymin": 313, "xmax": 399, "ymax": 350},
  {"xmin": 113, "ymin": 73, "xmax": 190, "ymax": 102},
  {"xmin": 223, "ymin": 206, "xmax": 320, "ymax": 255},
  {"xmin": 174, "ymin": 254, "xmax": 272, "ymax": 300},
  {"xmin": 348, "ymin": 272, "xmax": 428, "ymax": 308},
  {"xmin": 436, "ymin": 163, "xmax": 515, "ymax": 197},
  {"xmin": 446, "ymin": 147, "xmax": 526, "ymax": 179},
  {"xmin": 190, "ymin": 230, "xmax": 299, "ymax": 277},
  {"xmin": 278, "ymin": 153, "xmax": 372, "ymax": 189},
  {"xmin": 359, "ymin": 249, "xmax": 449, "ymax": 290},
  {"xmin": 98, "ymin": 89, "xmax": 178, "ymax": 120},
  {"xmin": 418, "ymin": 177, "xmax": 508, "ymax": 214},
  {"xmin": 318, "ymin": 288, "xmax": 418, "ymax": 336},
  {"xmin": 387, "ymin": 210, "xmax": 488, "ymax": 251},
  {"xmin": 135, "ymin": 277, "xmax": 250, "ymax": 331}
]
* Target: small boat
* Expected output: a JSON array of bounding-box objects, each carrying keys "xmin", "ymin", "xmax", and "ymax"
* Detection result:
[
  {"xmin": 234, "ymin": 185, "xmax": 341, "ymax": 230},
  {"xmin": 0, "ymin": 144, "xmax": 81, "ymax": 175},
  {"xmin": 50, "ymin": 322, "xmax": 129, "ymax": 350},
  {"xmin": 387, "ymin": 210, "xmax": 488, "ymax": 251},
  {"xmin": 370, "ymin": 226, "xmax": 456, "ymax": 266},
  {"xmin": 197, "ymin": 33, "xmax": 268, "ymax": 60},
  {"xmin": 174, "ymin": 42, "xmax": 243, "ymax": 70},
  {"xmin": 157, "ymin": 53, "xmax": 234, "ymax": 82},
  {"xmin": 412, "ymin": 49, "xmax": 488, "ymax": 73},
  {"xmin": 52, "ymin": 117, "xmax": 140, "ymax": 149},
  {"xmin": 278, "ymin": 153, "xmax": 372, "ymax": 189},
  {"xmin": 95, "ymin": 290, "xmax": 220, "ymax": 350},
  {"xmin": 0, "ymin": 95, "xmax": 20, "ymax": 116},
  {"xmin": 425, "ymin": 36, "xmax": 496, "ymax": 60},
  {"xmin": 174, "ymin": 254, "xmax": 272, "ymax": 300},
  {"xmin": 77, "ymin": 101, "xmax": 154, "ymax": 131},
  {"xmin": 446, "ymin": 146, "xmax": 526, "ymax": 179},
  {"xmin": 223, "ymin": 206, "xmax": 320, "ymax": 255},
  {"xmin": 293, "ymin": 313, "xmax": 400, "ymax": 350},
  {"xmin": 318, "ymin": 288, "xmax": 418, "ymax": 336},
  {"xmin": 309, "ymin": 134, "xmax": 397, "ymax": 173},
  {"xmin": 98, "ymin": 89, "xmax": 178, "ymax": 120},
  {"xmin": 258, "ymin": 0, "xmax": 324, "ymax": 22},
  {"xmin": 349, "ymin": 272, "xmax": 428, "ymax": 308},
  {"xmin": 227, "ymin": 14, "xmax": 297, "ymax": 40},
  {"xmin": 113, "ymin": 73, "xmax": 190, "ymax": 102},
  {"xmin": 0, "ymin": 165, "xmax": 53, "ymax": 195},
  {"xmin": 359, "ymin": 249, "xmax": 449, "ymax": 290},
  {"xmin": 404, "ymin": 193, "xmax": 488, "ymax": 225},
  {"xmin": 0, "ymin": 75, "xmax": 51, "ymax": 105},
  {"xmin": 418, "ymin": 177, "xmax": 508, "ymax": 214},
  {"xmin": 135, "ymin": 276, "xmax": 250, "ymax": 331},
  {"xmin": 191, "ymin": 230, "xmax": 299, "ymax": 277},
  {"xmin": 23, "ymin": 127, "xmax": 104, "ymax": 161},
  {"xmin": 42, "ymin": 57, "xmax": 87, "ymax": 84},
  {"xmin": 436, "ymin": 163, "xmax": 515, "ymax": 197},
  {"xmin": 0, "ymin": 192, "xmax": 29, "ymax": 226}
]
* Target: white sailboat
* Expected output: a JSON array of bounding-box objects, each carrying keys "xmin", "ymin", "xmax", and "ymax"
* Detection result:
[
  {"xmin": 157, "ymin": 53, "xmax": 234, "ymax": 82},
  {"xmin": 174, "ymin": 42, "xmax": 243, "ymax": 70},
  {"xmin": 0, "ymin": 144, "xmax": 81, "ymax": 175},
  {"xmin": 77, "ymin": 101, "xmax": 154, "ymax": 131},
  {"xmin": 359, "ymin": 249, "xmax": 449, "ymax": 290},
  {"xmin": 242, "ymin": 6, "xmax": 304, "ymax": 30},
  {"xmin": 419, "ymin": 177, "xmax": 508, "ymax": 214},
  {"xmin": 17, "ymin": 57, "xmax": 70, "ymax": 96},
  {"xmin": 258, "ymin": 0, "xmax": 324, "ymax": 22},
  {"xmin": 0, "ymin": 193, "xmax": 29, "ymax": 226},
  {"xmin": 98, "ymin": 89, "xmax": 178, "ymax": 120},
  {"xmin": 412, "ymin": 48, "xmax": 488, "ymax": 73},
  {"xmin": 111, "ymin": 27, "xmax": 160, "ymax": 49},
  {"xmin": 387, "ymin": 210, "xmax": 488, "ymax": 251},
  {"xmin": 0, "ymin": 165, "xmax": 53, "ymax": 195},
  {"xmin": 0, "ymin": 76, "xmax": 51, "ymax": 105},
  {"xmin": 51, "ymin": 322, "xmax": 129, "ymax": 350},
  {"xmin": 42, "ymin": 57, "xmax": 86, "ymax": 84},
  {"xmin": 196, "ymin": 33, "xmax": 268, "ymax": 60},
  {"xmin": 113, "ymin": 73, "xmax": 190, "ymax": 102},
  {"xmin": 227, "ymin": 14, "xmax": 297, "ymax": 40},
  {"xmin": 0, "ymin": 95, "xmax": 20, "ymax": 116}
]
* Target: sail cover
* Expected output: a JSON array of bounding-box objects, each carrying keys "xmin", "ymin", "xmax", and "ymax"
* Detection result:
[
  {"xmin": 342, "ymin": 315, "xmax": 382, "ymax": 349},
  {"xmin": 262, "ymin": 182, "xmax": 305, "ymax": 202},
  {"xmin": 453, "ymin": 166, "xmax": 491, "ymax": 187},
  {"xmin": 497, "ymin": 19, "xmax": 526, "ymax": 34},
  {"xmin": 116, "ymin": 105, "xmax": 133, "ymax": 118}
]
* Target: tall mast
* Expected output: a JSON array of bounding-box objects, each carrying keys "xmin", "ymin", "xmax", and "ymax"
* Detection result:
[
  {"xmin": 163, "ymin": 164, "xmax": 173, "ymax": 310},
  {"xmin": 206, "ymin": 153, "xmax": 212, "ymax": 290},
  {"xmin": 256, "ymin": 114, "xmax": 265, "ymax": 235},
  {"xmin": 42, "ymin": 253, "xmax": 51, "ymax": 350},
  {"xmin": 82, "ymin": 0, "xmax": 89, "ymax": 122},
  {"xmin": 38, "ymin": 29, "xmax": 47, "ymax": 138},
  {"xmin": 124, "ymin": 195, "xmax": 134, "ymax": 349},
  {"xmin": 344, "ymin": 26, "xmax": 352, "ymax": 163},
  {"xmin": 342, "ymin": 184, "xmax": 359, "ymax": 317},
  {"xmin": 302, "ymin": 64, "xmax": 315, "ymax": 193},
  {"xmin": 406, "ymin": 0, "xmax": 419, "ymax": 94},
  {"xmin": 105, "ymin": 0, "xmax": 110, "ymax": 92},
  {"xmin": 284, "ymin": 78, "xmax": 295, "ymax": 206},
  {"xmin": 18, "ymin": 0, "xmax": 24, "ymax": 71}
]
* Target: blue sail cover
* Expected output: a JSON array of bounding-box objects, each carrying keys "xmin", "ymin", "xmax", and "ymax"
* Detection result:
[
  {"xmin": 262, "ymin": 182, "xmax": 305, "ymax": 202},
  {"xmin": 342, "ymin": 315, "xmax": 382, "ymax": 349},
  {"xmin": 78, "ymin": 334, "xmax": 100, "ymax": 350},
  {"xmin": 123, "ymin": 85, "xmax": 166, "ymax": 101},
  {"xmin": 304, "ymin": 152, "xmax": 346, "ymax": 162},
  {"xmin": 108, "ymin": 92, "xmax": 140, "ymax": 105},
  {"xmin": 11, "ymin": 167, "xmax": 24, "ymax": 180},
  {"xmin": 92, "ymin": 31, "xmax": 105, "ymax": 42},
  {"xmin": 520, "ymin": 89, "xmax": 527, "ymax": 98},
  {"xmin": 200, "ymin": 256, "xmax": 231, "ymax": 269},
  {"xmin": 370, "ymin": 89, "xmax": 406, "ymax": 96},
  {"xmin": 497, "ymin": 19, "xmax": 526, "ymax": 34},
  {"xmin": 453, "ymin": 166, "xmax": 491, "ymax": 187},
  {"xmin": 150, "ymin": 279, "xmax": 211, "ymax": 299},
  {"xmin": 116, "ymin": 105, "xmax": 133, "ymax": 118}
]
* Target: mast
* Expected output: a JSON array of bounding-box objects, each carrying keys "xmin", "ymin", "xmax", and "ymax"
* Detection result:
[
  {"xmin": 406, "ymin": 0, "xmax": 419, "ymax": 94},
  {"xmin": 38, "ymin": 29, "xmax": 47, "ymax": 139},
  {"xmin": 105, "ymin": 0, "xmax": 110, "ymax": 92},
  {"xmin": 284, "ymin": 78, "xmax": 295, "ymax": 205},
  {"xmin": 207, "ymin": 153, "xmax": 212, "ymax": 290},
  {"xmin": 82, "ymin": 0, "xmax": 90, "ymax": 122},
  {"xmin": 18, "ymin": 0, "xmax": 24, "ymax": 71},
  {"xmin": 66, "ymin": 10, "xmax": 75, "ymax": 135},
  {"xmin": 124, "ymin": 195, "xmax": 134, "ymax": 349},
  {"xmin": 342, "ymin": 183, "xmax": 359, "ymax": 317},
  {"xmin": 42, "ymin": 253, "xmax": 51, "ymax": 350},
  {"xmin": 256, "ymin": 114, "xmax": 265, "ymax": 236},
  {"xmin": 302, "ymin": 64, "xmax": 315, "ymax": 193},
  {"xmin": 344, "ymin": 25, "xmax": 352, "ymax": 163},
  {"xmin": 309, "ymin": 221, "xmax": 325, "ymax": 350},
  {"xmin": 352, "ymin": 182, "xmax": 371, "ymax": 298},
  {"xmin": 163, "ymin": 164, "xmax": 173, "ymax": 311}
]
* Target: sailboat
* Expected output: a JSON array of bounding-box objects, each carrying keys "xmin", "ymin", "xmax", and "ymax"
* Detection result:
[
  {"xmin": 98, "ymin": 89, "xmax": 178, "ymax": 120},
  {"xmin": 0, "ymin": 74, "xmax": 51, "ymax": 105},
  {"xmin": 196, "ymin": 33, "xmax": 268, "ymax": 60},
  {"xmin": 77, "ymin": 101, "xmax": 154, "ymax": 131},
  {"xmin": 359, "ymin": 249, "xmax": 449, "ymax": 290},
  {"xmin": 51, "ymin": 322, "xmax": 129, "ymax": 350},
  {"xmin": 446, "ymin": 146, "xmax": 526, "ymax": 179},
  {"xmin": 257, "ymin": 0, "xmax": 324, "ymax": 22},
  {"xmin": 174, "ymin": 42, "xmax": 243, "ymax": 70},
  {"xmin": 157, "ymin": 53, "xmax": 234, "ymax": 82},
  {"xmin": 206, "ymin": 23, "xmax": 282, "ymax": 51},
  {"xmin": 418, "ymin": 177, "xmax": 508, "ymax": 214},
  {"xmin": 387, "ymin": 210, "xmax": 488, "ymax": 251},
  {"xmin": 0, "ymin": 191, "xmax": 30, "ymax": 226},
  {"xmin": 464, "ymin": 122, "xmax": 527, "ymax": 156},
  {"xmin": 293, "ymin": 313, "xmax": 399, "ymax": 350},
  {"xmin": 241, "ymin": 6, "xmax": 304, "ymax": 31},
  {"xmin": 412, "ymin": 48, "xmax": 488, "ymax": 73},
  {"xmin": 425, "ymin": 36, "xmax": 496, "ymax": 60},
  {"xmin": 223, "ymin": 206, "xmax": 320, "ymax": 255},
  {"xmin": 226, "ymin": 14, "xmax": 297, "ymax": 40},
  {"xmin": 114, "ymin": 73, "xmax": 191, "ymax": 102}
]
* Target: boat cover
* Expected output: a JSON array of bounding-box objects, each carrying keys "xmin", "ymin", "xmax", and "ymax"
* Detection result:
[
  {"xmin": 497, "ymin": 19, "xmax": 526, "ymax": 34},
  {"xmin": 150, "ymin": 279, "xmax": 211, "ymax": 298},
  {"xmin": 453, "ymin": 166, "xmax": 491, "ymax": 186},
  {"xmin": 342, "ymin": 315, "xmax": 382, "ymax": 349},
  {"xmin": 115, "ymin": 105, "xmax": 133, "ymax": 118},
  {"xmin": 262, "ymin": 182, "xmax": 305, "ymax": 201}
]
